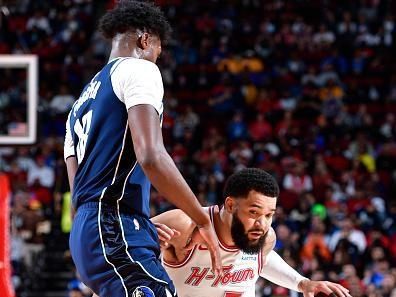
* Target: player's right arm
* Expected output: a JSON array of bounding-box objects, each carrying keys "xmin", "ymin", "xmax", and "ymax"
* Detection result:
[
  {"xmin": 129, "ymin": 105, "xmax": 221, "ymax": 273},
  {"xmin": 128, "ymin": 105, "xmax": 209, "ymax": 225},
  {"xmin": 64, "ymin": 112, "xmax": 78, "ymax": 217},
  {"xmin": 259, "ymin": 230, "xmax": 350, "ymax": 297},
  {"xmin": 64, "ymin": 112, "xmax": 77, "ymax": 195},
  {"xmin": 112, "ymin": 59, "xmax": 221, "ymax": 274}
]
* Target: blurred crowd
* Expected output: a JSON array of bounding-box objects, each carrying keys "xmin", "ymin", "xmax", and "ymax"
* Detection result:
[{"xmin": 0, "ymin": 0, "xmax": 396, "ymax": 296}]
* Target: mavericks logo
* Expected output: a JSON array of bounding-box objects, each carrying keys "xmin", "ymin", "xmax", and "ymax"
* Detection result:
[{"xmin": 132, "ymin": 286, "xmax": 155, "ymax": 297}]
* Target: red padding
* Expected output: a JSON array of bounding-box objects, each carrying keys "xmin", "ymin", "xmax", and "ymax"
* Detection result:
[{"xmin": 0, "ymin": 174, "xmax": 15, "ymax": 297}]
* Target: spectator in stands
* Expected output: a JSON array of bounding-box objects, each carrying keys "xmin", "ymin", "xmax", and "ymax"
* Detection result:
[
  {"xmin": 283, "ymin": 161, "xmax": 313, "ymax": 195},
  {"xmin": 49, "ymin": 84, "xmax": 75, "ymax": 115},
  {"xmin": 27, "ymin": 155, "xmax": 55, "ymax": 189},
  {"xmin": 328, "ymin": 218, "xmax": 367, "ymax": 254},
  {"xmin": 248, "ymin": 114, "xmax": 273, "ymax": 142},
  {"xmin": 301, "ymin": 216, "xmax": 332, "ymax": 265},
  {"xmin": 228, "ymin": 111, "xmax": 248, "ymax": 141},
  {"xmin": 26, "ymin": 10, "xmax": 51, "ymax": 35}
]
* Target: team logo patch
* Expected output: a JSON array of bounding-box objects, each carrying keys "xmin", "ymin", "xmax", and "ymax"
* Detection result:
[{"xmin": 132, "ymin": 286, "xmax": 155, "ymax": 297}]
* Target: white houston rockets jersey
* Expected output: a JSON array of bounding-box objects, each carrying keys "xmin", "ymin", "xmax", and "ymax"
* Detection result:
[{"xmin": 163, "ymin": 206, "xmax": 264, "ymax": 297}]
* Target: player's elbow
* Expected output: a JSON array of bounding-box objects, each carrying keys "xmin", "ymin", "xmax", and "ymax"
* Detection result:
[{"xmin": 136, "ymin": 148, "xmax": 165, "ymax": 170}]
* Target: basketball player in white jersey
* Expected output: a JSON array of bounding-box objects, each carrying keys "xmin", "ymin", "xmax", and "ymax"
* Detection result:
[{"xmin": 152, "ymin": 168, "xmax": 351, "ymax": 297}]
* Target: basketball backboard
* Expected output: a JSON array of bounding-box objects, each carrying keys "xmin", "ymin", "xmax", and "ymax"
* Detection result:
[{"xmin": 0, "ymin": 55, "xmax": 38, "ymax": 145}]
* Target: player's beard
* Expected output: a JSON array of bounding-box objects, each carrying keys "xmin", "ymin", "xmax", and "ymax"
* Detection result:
[{"xmin": 230, "ymin": 212, "xmax": 267, "ymax": 255}]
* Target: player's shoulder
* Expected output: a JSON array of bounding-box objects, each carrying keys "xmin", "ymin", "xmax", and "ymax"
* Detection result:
[
  {"xmin": 260, "ymin": 227, "xmax": 276, "ymax": 258},
  {"xmin": 115, "ymin": 57, "xmax": 161, "ymax": 75},
  {"xmin": 110, "ymin": 58, "xmax": 162, "ymax": 88},
  {"xmin": 266, "ymin": 227, "xmax": 276, "ymax": 243}
]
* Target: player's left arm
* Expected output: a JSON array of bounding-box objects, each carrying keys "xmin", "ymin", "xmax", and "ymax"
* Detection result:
[
  {"xmin": 259, "ymin": 230, "xmax": 351, "ymax": 297},
  {"xmin": 152, "ymin": 208, "xmax": 197, "ymax": 249}
]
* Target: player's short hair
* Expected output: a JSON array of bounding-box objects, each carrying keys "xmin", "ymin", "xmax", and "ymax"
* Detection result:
[
  {"xmin": 98, "ymin": 0, "xmax": 172, "ymax": 41},
  {"xmin": 223, "ymin": 168, "xmax": 279, "ymax": 199}
]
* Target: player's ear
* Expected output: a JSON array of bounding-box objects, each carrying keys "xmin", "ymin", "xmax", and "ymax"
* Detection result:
[
  {"xmin": 224, "ymin": 197, "xmax": 235, "ymax": 213},
  {"xmin": 137, "ymin": 32, "xmax": 150, "ymax": 50}
]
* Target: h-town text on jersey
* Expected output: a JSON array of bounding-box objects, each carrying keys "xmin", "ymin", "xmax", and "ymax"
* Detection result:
[{"xmin": 185, "ymin": 265, "xmax": 255, "ymax": 287}]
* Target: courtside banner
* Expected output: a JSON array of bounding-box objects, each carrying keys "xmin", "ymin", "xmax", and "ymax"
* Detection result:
[{"xmin": 0, "ymin": 174, "xmax": 15, "ymax": 297}]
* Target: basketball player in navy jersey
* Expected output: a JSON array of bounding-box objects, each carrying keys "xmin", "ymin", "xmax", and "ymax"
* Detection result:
[{"xmin": 64, "ymin": 2, "xmax": 221, "ymax": 297}]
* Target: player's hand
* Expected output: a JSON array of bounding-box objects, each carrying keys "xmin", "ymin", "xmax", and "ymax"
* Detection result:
[
  {"xmin": 183, "ymin": 227, "xmax": 203, "ymax": 251},
  {"xmin": 298, "ymin": 280, "xmax": 352, "ymax": 297},
  {"xmin": 154, "ymin": 222, "xmax": 180, "ymax": 248},
  {"xmin": 197, "ymin": 223, "xmax": 222, "ymax": 276}
]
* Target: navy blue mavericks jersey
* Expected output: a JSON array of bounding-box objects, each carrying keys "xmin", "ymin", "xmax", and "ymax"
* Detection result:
[{"xmin": 64, "ymin": 57, "xmax": 164, "ymax": 217}]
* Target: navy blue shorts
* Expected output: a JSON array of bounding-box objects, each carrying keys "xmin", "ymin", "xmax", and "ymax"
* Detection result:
[{"xmin": 70, "ymin": 202, "xmax": 176, "ymax": 297}]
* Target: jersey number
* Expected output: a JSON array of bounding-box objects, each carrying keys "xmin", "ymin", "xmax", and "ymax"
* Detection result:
[
  {"xmin": 74, "ymin": 110, "xmax": 93, "ymax": 164},
  {"xmin": 224, "ymin": 292, "xmax": 243, "ymax": 297}
]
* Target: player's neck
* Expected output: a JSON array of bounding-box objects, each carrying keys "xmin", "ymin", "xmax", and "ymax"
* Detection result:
[
  {"xmin": 217, "ymin": 206, "xmax": 237, "ymax": 248},
  {"xmin": 108, "ymin": 48, "xmax": 133, "ymax": 61},
  {"xmin": 108, "ymin": 34, "xmax": 142, "ymax": 61}
]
